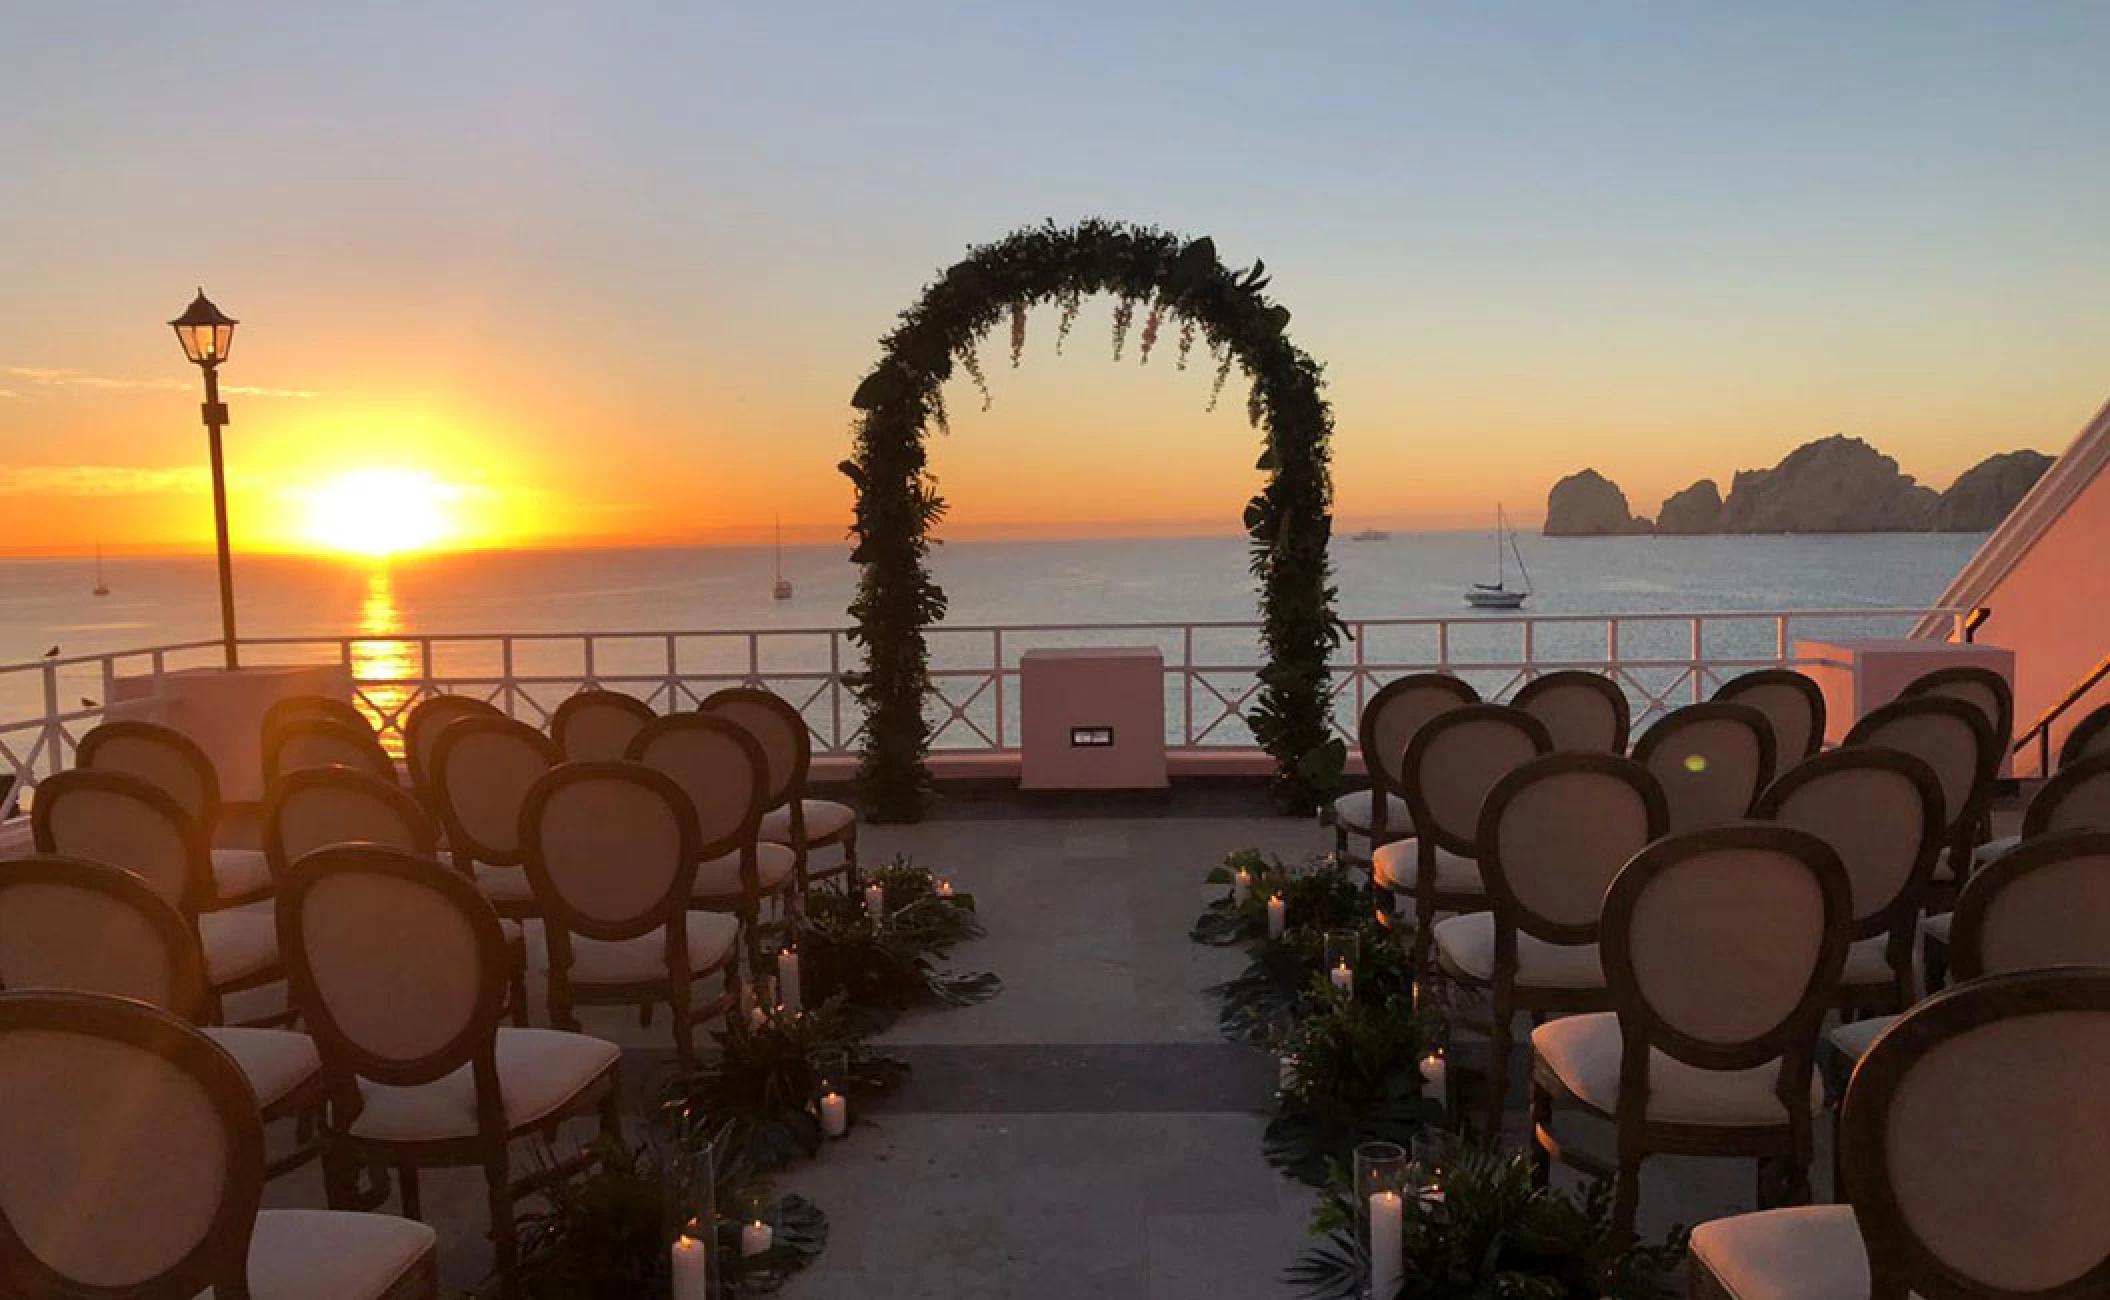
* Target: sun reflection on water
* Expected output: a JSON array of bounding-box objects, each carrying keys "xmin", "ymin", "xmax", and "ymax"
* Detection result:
[{"xmin": 352, "ymin": 568, "xmax": 415, "ymax": 753}]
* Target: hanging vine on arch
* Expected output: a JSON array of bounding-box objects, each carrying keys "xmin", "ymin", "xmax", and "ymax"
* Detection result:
[{"xmin": 841, "ymin": 219, "xmax": 1344, "ymax": 821}]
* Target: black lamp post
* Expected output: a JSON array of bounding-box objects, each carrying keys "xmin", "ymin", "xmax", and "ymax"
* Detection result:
[{"xmin": 169, "ymin": 289, "xmax": 242, "ymax": 670}]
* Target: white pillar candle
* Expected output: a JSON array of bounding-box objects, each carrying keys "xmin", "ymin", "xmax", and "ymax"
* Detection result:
[
  {"xmin": 671, "ymin": 1229, "xmax": 709, "ymax": 1300},
  {"xmin": 819, "ymin": 1089, "xmax": 848, "ymax": 1137},
  {"xmin": 1267, "ymin": 893, "xmax": 1286, "ymax": 939},
  {"xmin": 1368, "ymin": 1190, "xmax": 1405, "ymax": 1299},
  {"xmin": 1421, "ymin": 1052, "xmax": 1448, "ymax": 1107},
  {"xmin": 1277, "ymin": 1054, "xmax": 1296, "ymax": 1092},
  {"xmin": 740, "ymin": 1220, "xmax": 774, "ymax": 1258},
  {"xmin": 1330, "ymin": 960, "xmax": 1355, "ymax": 995},
  {"xmin": 865, "ymin": 883, "xmax": 886, "ymax": 920},
  {"xmin": 1233, "ymin": 868, "xmax": 1252, "ymax": 902},
  {"xmin": 937, "ymin": 878, "xmax": 955, "ymax": 898},
  {"xmin": 777, "ymin": 948, "xmax": 802, "ymax": 1014}
]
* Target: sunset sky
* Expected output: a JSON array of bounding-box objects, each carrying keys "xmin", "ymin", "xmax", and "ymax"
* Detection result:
[{"xmin": 2, "ymin": 3, "xmax": 2106, "ymax": 556}]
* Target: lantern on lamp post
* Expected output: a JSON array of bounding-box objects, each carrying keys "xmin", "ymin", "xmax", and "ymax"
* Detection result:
[{"xmin": 169, "ymin": 290, "xmax": 241, "ymax": 669}]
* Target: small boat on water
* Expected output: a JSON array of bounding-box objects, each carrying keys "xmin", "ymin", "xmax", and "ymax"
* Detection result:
[
  {"xmin": 1464, "ymin": 505, "xmax": 1531, "ymax": 609},
  {"xmin": 772, "ymin": 518, "xmax": 793, "ymax": 601},
  {"xmin": 1348, "ymin": 528, "xmax": 1390, "ymax": 542},
  {"xmin": 92, "ymin": 543, "xmax": 109, "ymax": 598}
]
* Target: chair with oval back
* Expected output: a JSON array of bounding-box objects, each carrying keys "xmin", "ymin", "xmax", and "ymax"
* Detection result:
[
  {"xmin": 401, "ymin": 693, "xmax": 504, "ymax": 802},
  {"xmin": 262, "ymin": 692, "xmax": 377, "ymax": 749},
  {"xmin": 0, "ymin": 855, "xmax": 326, "ymax": 1178},
  {"xmin": 1689, "ymin": 967, "xmax": 2110, "ymax": 1300},
  {"xmin": 1754, "ymin": 747, "xmax": 1946, "ymax": 1016},
  {"xmin": 1531, "ymin": 824, "xmax": 1851, "ymax": 1237},
  {"xmin": 1970, "ymin": 748, "xmax": 2110, "ymax": 875},
  {"xmin": 626, "ymin": 714, "xmax": 780, "ymax": 967},
  {"xmin": 1631, "ymin": 701, "xmax": 1778, "ymax": 833},
  {"xmin": 263, "ymin": 717, "xmax": 398, "ymax": 787},
  {"xmin": 1432, "ymin": 752, "xmax": 1668, "ymax": 1135},
  {"xmin": 1900, "ymin": 663, "xmax": 2015, "ymax": 759},
  {"xmin": 1713, "ymin": 668, "xmax": 1827, "ymax": 768},
  {"xmin": 701, "ymin": 687, "xmax": 860, "ymax": 891},
  {"xmin": 427, "ymin": 714, "xmax": 561, "ymax": 923},
  {"xmin": 277, "ymin": 844, "xmax": 621, "ymax": 1287},
  {"xmin": 1333, "ymin": 673, "xmax": 1479, "ymax": 860},
  {"xmin": 78, "ymin": 718, "xmax": 273, "ymax": 910},
  {"xmin": 1843, "ymin": 695, "xmax": 1998, "ymax": 901},
  {"xmin": 31, "ymin": 769, "xmax": 282, "ymax": 1022},
  {"xmin": 550, "ymin": 689, "xmax": 657, "ymax": 763},
  {"xmin": 1375, "ymin": 703, "xmax": 1553, "ymax": 980},
  {"xmin": 2058, "ymin": 699, "xmax": 2110, "ymax": 771},
  {"xmin": 0, "ymin": 990, "xmax": 438, "ymax": 1300},
  {"xmin": 1512, "ymin": 670, "xmax": 1632, "ymax": 753},
  {"xmin": 522, "ymin": 762, "xmax": 741, "ymax": 1061}
]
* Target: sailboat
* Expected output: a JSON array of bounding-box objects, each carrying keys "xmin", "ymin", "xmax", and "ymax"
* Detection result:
[
  {"xmin": 92, "ymin": 544, "xmax": 110, "ymax": 598},
  {"xmin": 1464, "ymin": 505, "xmax": 1531, "ymax": 609},
  {"xmin": 772, "ymin": 518, "xmax": 793, "ymax": 601}
]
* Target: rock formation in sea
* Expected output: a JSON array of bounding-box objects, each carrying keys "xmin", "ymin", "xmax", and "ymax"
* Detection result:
[
  {"xmin": 1718, "ymin": 435, "xmax": 1937, "ymax": 533},
  {"xmin": 1931, "ymin": 449, "xmax": 2054, "ymax": 531},
  {"xmin": 1543, "ymin": 469, "xmax": 1652, "ymax": 536},
  {"xmin": 1655, "ymin": 479, "xmax": 1723, "ymax": 535}
]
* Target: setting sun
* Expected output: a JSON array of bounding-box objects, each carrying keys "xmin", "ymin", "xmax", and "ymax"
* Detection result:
[{"xmin": 301, "ymin": 469, "xmax": 464, "ymax": 557}]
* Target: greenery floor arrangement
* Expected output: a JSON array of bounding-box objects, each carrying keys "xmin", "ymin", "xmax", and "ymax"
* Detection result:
[
  {"xmin": 1193, "ymin": 849, "xmax": 1686, "ymax": 1299},
  {"xmin": 507, "ymin": 858, "xmax": 995, "ymax": 1297}
]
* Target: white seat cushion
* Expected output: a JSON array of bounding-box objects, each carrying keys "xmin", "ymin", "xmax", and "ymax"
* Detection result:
[
  {"xmin": 224, "ymin": 1208, "xmax": 436, "ymax": 1300},
  {"xmin": 202, "ymin": 1027, "xmax": 320, "ymax": 1109},
  {"xmin": 759, "ymin": 799, "xmax": 857, "ymax": 845},
  {"xmin": 1825, "ymin": 1015, "xmax": 1899, "ymax": 1066},
  {"xmin": 1920, "ymin": 912, "xmax": 1953, "ymax": 945},
  {"xmin": 1432, "ymin": 912, "xmax": 1604, "ymax": 990},
  {"xmin": 1331, "ymin": 788, "xmax": 1413, "ymax": 836},
  {"xmin": 349, "ymin": 1028, "xmax": 619, "ymax": 1142},
  {"xmin": 567, "ymin": 912, "xmax": 741, "ymax": 986},
  {"xmin": 1689, "ymin": 1205, "xmax": 1870, "ymax": 1300},
  {"xmin": 695, "ymin": 841, "xmax": 797, "ymax": 899},
  {"xmin": 1372, "ymin": 839, "xmax": 1481, "ymax": 894},
  {"xmin": 1972, "ymin": 834, "xmax": 2020, "ymax": 869},
  {"xmin": 209, "ymin": 847, "xmax": 273, "ymax": 902},
  {"xmin": 197, "ymin": 909, "xmax": 280, "ymax": 986},
  {"xmin": 473, "ymin": 863, "xmax": 536, "ymax": 905},
  {"xmin": 1533, "ymin": 1012, "xmax": 1824, "ymax": 1127},
  {"xmin": 1839, "ymin": 934, "xmax": 1897, "ymax": 989}
]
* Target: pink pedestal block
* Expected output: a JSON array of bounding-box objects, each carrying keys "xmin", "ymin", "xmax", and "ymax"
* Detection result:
[
  {"xmin": 111, "ymin": 664, "xmax": 354, "ymax": 804},
  {"xmin": 1019, "ymin": 648, "xmax": 1168, "ymax": 791},
  {"xmin": 1798, "ymin": 638, "xmax": 2015, "ymax": 756}
]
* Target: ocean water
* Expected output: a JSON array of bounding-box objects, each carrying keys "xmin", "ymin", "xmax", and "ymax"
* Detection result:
[{"xmin": 0, "ymin": 532, "xmax": 1982, "ymax": 738}]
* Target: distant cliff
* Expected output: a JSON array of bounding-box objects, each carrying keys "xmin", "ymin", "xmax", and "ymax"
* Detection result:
[
  {"xmin": 1544, "ymin": 437, "xmax": 2050, "ymax": 536},
  {"xmin": 1543, "ymin": 469, "xmax": 1651, "ymax": 536}
]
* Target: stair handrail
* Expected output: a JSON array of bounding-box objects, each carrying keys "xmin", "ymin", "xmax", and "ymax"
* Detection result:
[{"xmin": 2015, "ymin": 651, "xmax": 2110, "ymax": 773}]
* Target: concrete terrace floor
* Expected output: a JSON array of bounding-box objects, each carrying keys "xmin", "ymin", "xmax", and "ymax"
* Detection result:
[{"xmin": 254, "ymin": 805, "xmax": 1798, "ymax": 1297}]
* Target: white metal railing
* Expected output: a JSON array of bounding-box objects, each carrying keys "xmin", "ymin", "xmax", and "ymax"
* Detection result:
[{"xmin": 0, "ymin": 607, "xmax": 1969, "ymax": 818}]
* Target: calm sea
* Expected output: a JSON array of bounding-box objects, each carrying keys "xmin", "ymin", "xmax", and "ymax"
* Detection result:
[{"xmin": 0, "ymin": 532, "xmax": 1982, "ymax": 734}]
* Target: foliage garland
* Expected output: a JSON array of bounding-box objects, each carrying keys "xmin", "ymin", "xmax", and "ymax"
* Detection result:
[{"xmin": 843, "ymin": 219, "xmax": 1343, "ymax": 819}]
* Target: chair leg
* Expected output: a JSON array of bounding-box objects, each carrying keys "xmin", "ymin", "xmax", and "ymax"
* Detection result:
[
  {"xmin": 1529, "ymin": 1079, "xmax": 1552, "ymax": 1187},
  {"xmin": 485, "ymin": 1155, "xmax": 519, "ymax": 1300},
  {"xmin": 672, "ymin": 984, "xmax": 695, "ymax": 1064},
  {"xmin": 398, "ymin": 1164, "xmax": 423, "ymax": 1221},
  {"xmin": 1611, "ymin": 1148, "xmax": 1643, "ymax": 1241},
  {"xmin": 1484, "ymin": 990, "xmax": 1513, "ymax": 1140},
  {"xmin": 598, "ymin": 1068, "xmax": 625, "ymax": 1146},
  {"xmin": 509, "ymin": 951, "xmax": 530, "ymax": 1028}
]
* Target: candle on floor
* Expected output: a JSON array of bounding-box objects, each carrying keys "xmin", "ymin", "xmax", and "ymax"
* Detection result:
[
  {"xmin": 671, "ymin": 1226, "xmax": 708, "ymax": 1300},
  {"xmin": 819, "ymin": 1089, "xmax": 848, "ymax": 1138},
  {"xmin": 777, "ymin": 947, "xmax": 802, "ymax": 1014},
  {"xmin": 741, "ymin": 1219, "xmax": 774, "ymax": 1258},
  {"xmin": 1233, "ymin": 867, "xmax": 1252, "ymax": 902},
  {"xmin": 1330, "ymin": 960, "xmax": 1354, "ymax": 995},
  {"xmin": 937, "ymin": 878, "xmax": 955, "ymax": 898},
  {"xmin": 1277, "ymin": 1054, "xmax": 1296, "ymax": 1092},
  {"xmin": 1421, "ymin": 1051, "xmax": 1448, "ymax": 1106},
  {"xmin": 865, "ymin": 883, "xmax": 886, "ymax": 920},
  {"xmin": 1267, "ymin": 893, "xmax": 1286, "ymax": 939},
  {"xmin": 1368, "ymin": 1190, "xmax": 1405, "ymax": 1299}
]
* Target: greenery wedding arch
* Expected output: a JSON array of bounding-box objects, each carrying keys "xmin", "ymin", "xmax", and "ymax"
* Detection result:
[{"xmin": 842, "ymin": 219, "xmax": 1342, "ymax": 821}]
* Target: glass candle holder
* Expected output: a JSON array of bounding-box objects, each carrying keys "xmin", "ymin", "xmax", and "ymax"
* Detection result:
[
  {"xmin": 1355, "ymin": 1140, "xmax": 1409, "ymax": 1300},
  {"xmin": 1325, "ymin": 929, "xmax": 1360, "ymax": 996},
  {"xmin": 1410, "ymin": 1128, "xmax": 1451, "ymax": 1204},
  {"xmin": 814, "ymin": 1047, "xmax": 850, "ymax": 1138},
  {"xmin": 673, "ymin": 1120, "xmax": 718, "ymax": 1298}
]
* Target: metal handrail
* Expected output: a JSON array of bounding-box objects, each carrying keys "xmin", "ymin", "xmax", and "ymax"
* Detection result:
[{"xmin": 2015, "ymin": 651, "xmax": 2110, "ymax": 772}]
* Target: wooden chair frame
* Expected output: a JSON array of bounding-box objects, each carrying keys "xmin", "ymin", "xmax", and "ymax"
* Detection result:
[
  {"xmin": 1631, "ymin": 700, "xmax": 1779, "ymax": 830},
  {"xmin": 627, "ymin": 714, "xmax": 775, "ymax": 971},
  {"xmin": 401, "ymin": 693, "xmax": 504, "ymax": 799},
  {"xmin": 277, "ymin": 845, "xmax": 620, "ymax": 1294},
  {"xmin": 1901, "ymin": 663, "xmax": 2015, "ymax": 758},
  {"xmin": 1338, "ymin": 673, "xmax": 1479, "ymax": 858},
  {"xmin": 1947, "ymin": 828, "xmax": 2110, "ymax": 983},
  {"xmin": 522, "ymin": 761, "xmax": 737, "ymax": 1061},
  {"xmin": 2019, "ymin": 753, "xmax": 2110, "ymax": 839},
  {"xmin": 426, "ymin": 715, "xmax": 560, "ymax": 917},
  {"xmin": 550, "ymin": 688, "xmax": 657, "ymax": 762},
  {"xmin": 1839, "ymin": 968, "xmax": 2110, "ymax": 1300},
  {"xmin": 0, "ymin": 855, "xmax": 327, "ymax": 1177},
  {"xmin": 1511, "ymin": 669, "xmax": 1633, "ymax": 753},
  {"xmin": 262, "ymin": 693, "xmax": 377, "ymax": 747},
  {"xmin": 1713, "ymin": 668, "xmax": 1827, "ymax": 764},
  {"xmin": 1753, "ymin": 746, "xmax": 1946, "ymax": 1015},
  {"xmin": 1397, "ymin": 703, "xmax": 1554, "ymax": 980},
  {"xmin": 77, "ymin": 719, "xmax": 268, "ymax": 910},
  {"xmin": 1844, "ymin": 694, "xmax": 1999, "ymax": 898},
  {"xmin": 1532, "ymin": 823, "xmax": 1851, "ymax": 1237},
  {"xmin": 2057, "ymin": 700, "xmax": 2110, "ymax": 772},
  {"xmin": 262, "ymin": 717, "xmax": 397, "ymax": 786},
  {"xmin": 701, "ymin": 686, "xmax": 860, "ymax": 891},
  {"xmin": 1464, "ymin": 752, "xmax": 1668, "ymax": 1135}
]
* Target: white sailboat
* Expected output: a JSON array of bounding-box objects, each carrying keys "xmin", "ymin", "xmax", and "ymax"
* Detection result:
[
  {"xmin": 772, "ymin": 518, "xmax": 793, "ymax": 601},
  {"xmin": 1464, "ymin": 505, "xmax": 1531, "ymax": 609},
  {"xmin": 92, "ymin": 543, "xmax": 109, "ymax": 598}
]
